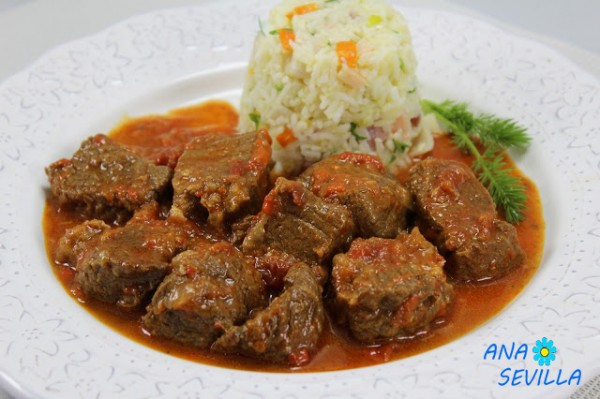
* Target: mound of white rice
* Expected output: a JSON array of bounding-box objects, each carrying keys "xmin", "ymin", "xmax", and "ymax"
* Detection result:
[{"xmin": 239, "ymin": 0, "xmax": 435, "ymax": 175}]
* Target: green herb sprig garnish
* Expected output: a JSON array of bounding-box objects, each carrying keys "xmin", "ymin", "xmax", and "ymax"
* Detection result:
[{"xmin": 420, "ymin": 99, "xmax": 531, "ymax": 223}]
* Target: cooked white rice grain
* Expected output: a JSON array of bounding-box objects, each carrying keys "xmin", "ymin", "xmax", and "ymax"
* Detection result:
[{"xmin": 240, "ymin": 0, "xmax": 433, "ymax": 174}]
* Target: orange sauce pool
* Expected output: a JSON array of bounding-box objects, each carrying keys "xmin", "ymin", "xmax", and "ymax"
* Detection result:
[
  {"xmin": 110, "ymin": 101, "xmax": 238, "ymax": 168},
  {"xmin": 42, "ymin": 100, "xmax": 545, "ymax": 372}
]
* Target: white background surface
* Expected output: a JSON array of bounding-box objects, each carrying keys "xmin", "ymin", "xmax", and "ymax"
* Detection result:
[{"xmin": 0, "ymin": 1, "xmax": 598, "ymax": 398}]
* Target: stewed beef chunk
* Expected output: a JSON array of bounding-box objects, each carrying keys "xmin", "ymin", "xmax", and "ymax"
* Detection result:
[
  {"xmin": 300, "ymin": 152, "xmax": 411, "ymax": 238},
  {"xmin": 57, "ymin": 207, "xmax": 200, "ymax": 308},
  {"xmin": 230, "ymin": 214, "xmax": 258, "ymax": 246},
  {"xmin": 331, "ymin": 228, "xmax": 453, "ymax": 343},
  {"xmin": 46, "ymin": 134, "xmax": 172, "ymax": 223},
  {"xmin": 213, "ymin": 263, "xmax": 325, "ymax": 366},
  {"xmin": 242, "ymin": 177, "xmax": 355, "ymax": 265},
  {"xmin": 407, "ymin": 158, "xmax": 525, "ymax": 282},
  {"xmin": 143, "ymin": 243, "xmax": 266, "ymax": 348},
  {"xmin": 172, "ymin": 130, "xmax": 272, "ymax": 229},
  {"xmin": 56, "ymin": 219, "xmax": 110, "ymax": 266},
  {"xmin": 254, "ymin": 249, "xmax": 328, "ymax": 291}
]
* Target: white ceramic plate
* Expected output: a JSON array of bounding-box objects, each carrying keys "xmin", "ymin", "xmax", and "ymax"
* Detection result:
[{"xmin": 1, "ymin": 1, "xmax": 599, "ymax": 398}]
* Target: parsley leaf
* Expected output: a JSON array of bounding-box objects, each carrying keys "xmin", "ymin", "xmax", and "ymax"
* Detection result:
[
  {"xmin": 392, "ymin": 139, "xmax": 409, "ymax": 153},
  {"xmin": 249, "ymin": 112, "xmax": 261, "ymax": 129},
  {"xmin": 350, "ymin": 122, "xmax": 366, "ymax": 142}
]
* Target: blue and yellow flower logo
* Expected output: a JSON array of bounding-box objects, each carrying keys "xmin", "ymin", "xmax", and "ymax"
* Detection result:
[{"xmin": 532, "ymin": 337, "xmax": 557, "ymax": 366}]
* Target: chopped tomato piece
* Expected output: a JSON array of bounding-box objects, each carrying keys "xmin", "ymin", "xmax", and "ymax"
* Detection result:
[
  {"xmin": 57, "ymin": 266, "xmax": 75, "ymax": 281},
  {"xmin": 288, "ymin": 348, "xmax": 312, "ymax": 367},
  {"xmin": 337, "ymin": 152, "xmax": 384, "ymax": 172},
  {"xmin": 248, "ymin": 131, "xmax": 273, "ymax": 172},
  {"xmin": 261, "ymin": 191, "xmax": 276, "ymax": 215},
  {"xmin": 336, "ymin": 40, "xmax": 358, "ymax": 69}
]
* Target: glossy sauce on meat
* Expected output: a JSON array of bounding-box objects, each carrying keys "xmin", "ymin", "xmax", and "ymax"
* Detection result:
[{"xmin": 42, "ymin": 100, "xmax": 545, "ymax": 372}]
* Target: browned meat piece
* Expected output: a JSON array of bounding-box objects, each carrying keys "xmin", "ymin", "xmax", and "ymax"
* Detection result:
[
  {"xmin": 242, "ymin": 177, "xmax": 355, "ymax": 265},
  {"xmin": 300, "ymin": 152, "xmax": 411, "ymax": 238},
  {"xmin": 46, "ymin": 134, "xmax": 172, "ymax": 223},
  {"xmin": 213, "ymin": 263, "xmax": 324, "ymax": 366},
  {"xmin": 331, "ymin": 228, "xmax": 453, "ymax": 342},
  {"xmin": 254, "ymin": 249, "xmax": 328, "ymax": 292},
  {"xmin": 407, "ymin": 158, "xmax": 525, "ymax": 282},
  {"xmin": 171, "ymin": 130, "xmax": 272, "ymax": 229},
  {"xmin": 57, "ymin": 208, "xmax": 200, "ymax": 309},
  {"xmin": 56, "ymin": 219, "xmax": 110, "ymax": 266},
  {"xmin": 142, "ymin": 243, "xmax": 266, "ymax": 348},
  {"xmin": 230, "ymin": 214, "xmax": 258, "ymax": 246}
]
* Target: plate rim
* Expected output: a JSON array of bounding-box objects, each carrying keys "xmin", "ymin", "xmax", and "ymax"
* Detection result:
[{"xmin": 1, "ymin": 2, "xmax": 599, "ymax": 398}]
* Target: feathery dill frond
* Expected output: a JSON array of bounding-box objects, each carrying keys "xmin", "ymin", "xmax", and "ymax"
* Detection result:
[{"xmin": 420, "ymin": 99, "xmax": 531, "ymax": 223}]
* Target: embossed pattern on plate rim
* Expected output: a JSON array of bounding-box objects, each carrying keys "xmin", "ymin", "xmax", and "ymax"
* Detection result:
[{"xmin": 0, "ymin": 1, "xmax": 599, "ymax": 398}]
